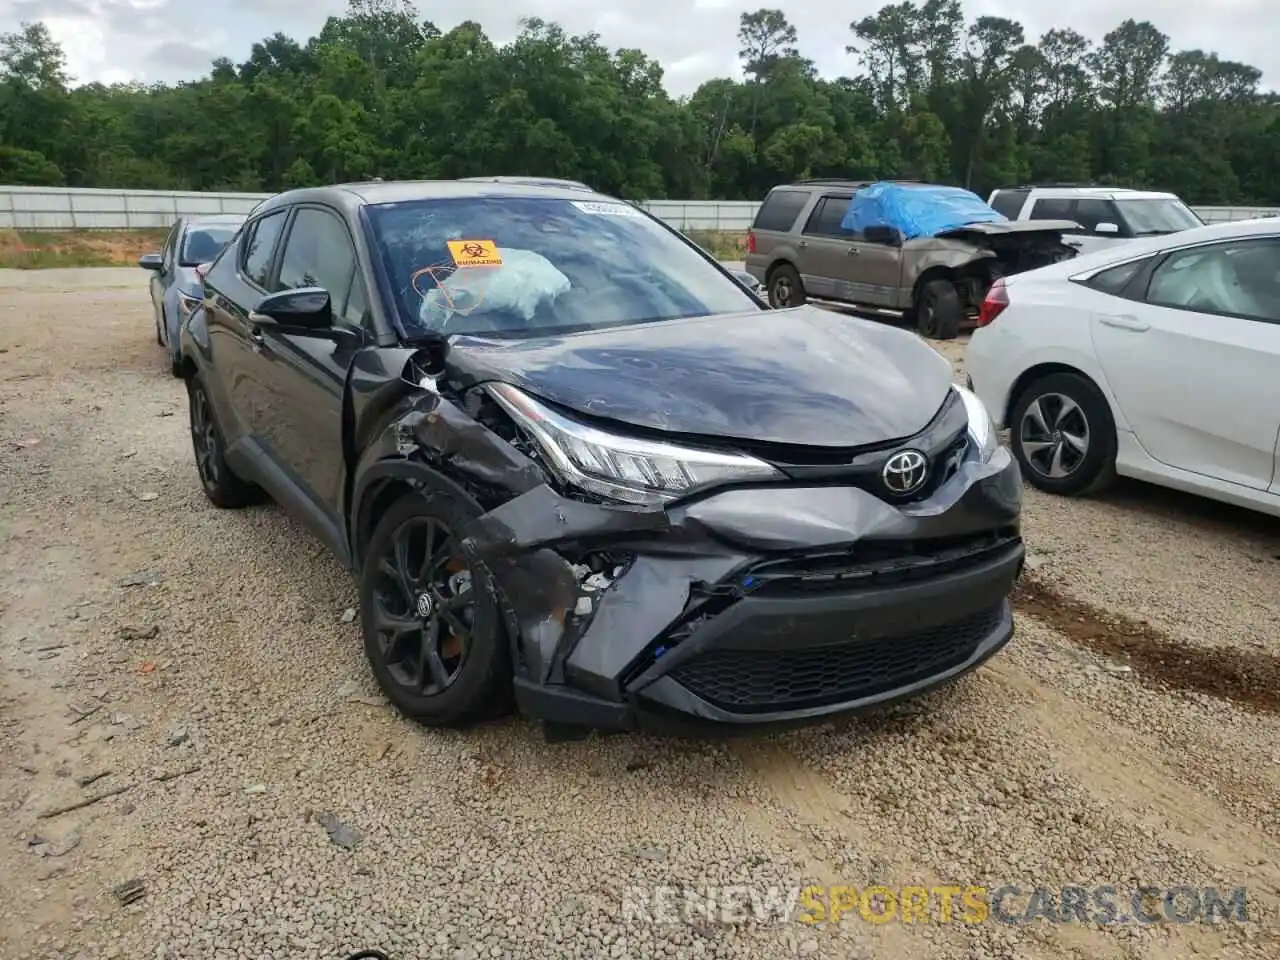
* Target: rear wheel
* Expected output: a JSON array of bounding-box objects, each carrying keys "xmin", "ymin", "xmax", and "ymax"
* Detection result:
[
  {"xmin": 767, "ymin": 264, "xmax": 806, "ymax": 308},
  {"xmin": 914, "ymin": 278, "xmax": 961, "ymax": 340},
  {"xmin": 187, "ymin": 377, "xmax": 258, "ymax": 508},
  {"xmin": 1010, "ymin": 371, "xmax": 1117, "ymax": 496},
  {"xmin": 359, "ymin": 491, "xmax": 512, "ymax": 727}
]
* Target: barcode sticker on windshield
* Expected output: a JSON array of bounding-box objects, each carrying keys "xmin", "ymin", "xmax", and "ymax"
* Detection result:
[{"xmin": 572, "ymin": 200, "xmax": 644, "ymax": 217}]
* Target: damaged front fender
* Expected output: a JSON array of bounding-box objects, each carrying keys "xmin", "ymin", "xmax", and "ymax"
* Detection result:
[{"xmin": 348, "ymin": 375, "xmax": 549, "ymax": 564}]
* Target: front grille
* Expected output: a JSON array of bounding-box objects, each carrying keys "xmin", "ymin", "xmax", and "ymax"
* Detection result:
[
  {"xmin": 668, "ymin": 604, "xmax": 1003, "ymax": 714},
  {"xmin": 741, "ymin": 529, "xmax": 1021, "ymax": 596}
]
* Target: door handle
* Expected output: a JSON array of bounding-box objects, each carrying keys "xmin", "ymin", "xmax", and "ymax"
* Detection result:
[
  {"xmin": 846, "ymin": 247, "xmax": 861, "ymax": 255},
  {"xmin": 797, "ymin": 240, "xmax": 808, "ymax": 248},
  {"xmin": 1098, "ymin": 314, "xmax": 1150, "ymax": 332}
]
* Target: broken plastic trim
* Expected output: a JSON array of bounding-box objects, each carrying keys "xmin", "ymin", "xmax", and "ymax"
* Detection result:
[{"xmin": 403, "ymin": 334, "xmax": 451, "ymax": 378}]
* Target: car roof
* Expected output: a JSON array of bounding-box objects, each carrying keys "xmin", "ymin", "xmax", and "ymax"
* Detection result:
[
  {"xmin": 776, "ymin": 179, "xmax": 932, "ymax": 193},
  {"xmin": 183, "ymin": 213, "xmax": 246, "ymax": 227},
  {"xmin": 250, "ymin": 180, "xmax": 622, "ymax": 217},
  {"xmin": 1004, "ymin": 186, "xmax": 1179, "ymax": 200},
  {"xmin": 458, "ymin": 175, "xmax": 592, "ymax": 191}
]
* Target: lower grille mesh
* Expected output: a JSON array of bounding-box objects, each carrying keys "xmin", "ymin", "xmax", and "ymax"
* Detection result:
[{"xmin": 669, "ymin": 604, "xmax": 1004, "ymax": 714}]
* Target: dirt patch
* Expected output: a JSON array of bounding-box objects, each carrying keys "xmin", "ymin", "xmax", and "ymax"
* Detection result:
[
  {"xmin": 0, "ymin": 229, "xmax": 167, "ymax": 269},
  {"xmin": 1014, "ymin": 576, "xmax": 1280, "ymax": 714},
  {"xmin": 685, "ymin": 229, "xmax": 747, "ymax": 260}
]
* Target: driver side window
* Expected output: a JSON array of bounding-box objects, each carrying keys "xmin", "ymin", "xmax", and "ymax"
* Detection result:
[{"xmin": 276, "ymin": 207, "xmax": 365, "ymax": 327}]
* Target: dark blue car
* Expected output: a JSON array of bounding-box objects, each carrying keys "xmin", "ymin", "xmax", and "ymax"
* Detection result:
[{"xmin": 140, "ymin": 214, "xmax": 244, "ymax": 376}]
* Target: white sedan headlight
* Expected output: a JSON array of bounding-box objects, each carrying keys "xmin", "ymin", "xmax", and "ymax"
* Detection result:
[
  {"xmin": 487, "ymin": 383, "xmax": 785, "ymax": 505},
  {"xmin": 954, "ymin": 385, "xmax": 998, "ymax": 461}
]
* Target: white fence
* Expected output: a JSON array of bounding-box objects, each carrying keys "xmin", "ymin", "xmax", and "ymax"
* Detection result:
[{"xmin": 0, "ymin": 185, "xmax": 1276, "ymax": 232}]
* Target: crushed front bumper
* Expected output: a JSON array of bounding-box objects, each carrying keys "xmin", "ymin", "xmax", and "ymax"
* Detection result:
[{"xmin": 461, "ymin": 446, "xmax": 1025, "ymax": 734}]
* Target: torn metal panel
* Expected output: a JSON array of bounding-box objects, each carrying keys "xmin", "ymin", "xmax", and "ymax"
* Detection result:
[
  {"xmin": 481, "ymin": 549, "xmax": 580, "ymax": 685},
  {"xmin": 464, "ymin": 483, "xmax": 669, "ymax": 560},
  {"xmin": 388, "ymin": 392, "xmax": 547, "ymax": 496}
]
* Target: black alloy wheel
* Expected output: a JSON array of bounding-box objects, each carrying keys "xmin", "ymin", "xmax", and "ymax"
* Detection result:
[
  {"xmin": 370, "ymin": 514, "xmax": 473, "ymax": 695},
  {"xmin": 187, "ymin": 377, "xmax": 256, "ymax": 508},
  {"xmin": 359, "ymin": 492, "xmax": 510, "ymax": 726}
]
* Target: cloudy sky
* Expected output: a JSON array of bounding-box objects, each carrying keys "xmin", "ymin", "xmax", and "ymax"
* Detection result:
[{"xmin": 1, "ymin": 0, "xmax": 1275, "ymax": 96}]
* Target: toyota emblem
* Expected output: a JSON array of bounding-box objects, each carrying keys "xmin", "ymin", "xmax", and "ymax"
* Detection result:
[{"xmin": 882, "ymin": 449, "xmax": 929, "ymax": 495}]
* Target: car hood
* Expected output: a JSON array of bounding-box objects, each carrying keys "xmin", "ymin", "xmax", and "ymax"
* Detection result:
[
  {"xmin": 446, "ymin": 306, "xmax": 955, "ymax": 448},
  {"xmin": 933, "ymin": 219, "xmax": 1081, "ymax": 242}
]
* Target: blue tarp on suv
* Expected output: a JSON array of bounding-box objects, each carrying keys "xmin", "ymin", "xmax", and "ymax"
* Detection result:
[{"xmin": 840, "ymin": 182, "xmax": 1007, "ymax": 240}]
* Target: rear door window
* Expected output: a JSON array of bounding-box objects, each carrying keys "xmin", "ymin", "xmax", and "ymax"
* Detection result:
[
  {"xmin": 802, "ymin": 196, "xmax": 856, "ymax": 238},
  {"xmin": 1029, "ymin": 198, "xmax": 1075, "ymax": 221},
  {"xmin": 1082, "ymin": 258, "xmax": 1148, "ymax": 297},
  {"xmin": 752, "ymin": 190, "xmax": 809, "ymax": 232},
  {"xmin": 241, "ymin": 210, "xmax": 289, "ymax": 289}
]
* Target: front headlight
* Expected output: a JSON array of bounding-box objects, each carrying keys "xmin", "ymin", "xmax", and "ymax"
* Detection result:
[
  {"xmin": 954, "ymin": 385, "xmax": 998, "ymax": 461},
  {"xmin": 487, "ymin": 383, "xmax": 785, "ymax": 505}
]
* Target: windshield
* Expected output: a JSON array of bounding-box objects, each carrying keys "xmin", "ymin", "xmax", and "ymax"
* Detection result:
[
  {"xmin": 1114, "ymin": 199, "xmax": 1203, "ymax": 236},
  {"xmin": 180, "ymin": 225, "xmax": 239, "ymax": 266},
  {"xmin": 366, "ymin": 197, "xmax": 761, "ymax": 339}
]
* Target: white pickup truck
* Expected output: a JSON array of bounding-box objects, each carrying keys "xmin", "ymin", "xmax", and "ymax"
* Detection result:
[{"xmin": 986, "ymin": 185, "xmax": 1204, "ymax": 255}]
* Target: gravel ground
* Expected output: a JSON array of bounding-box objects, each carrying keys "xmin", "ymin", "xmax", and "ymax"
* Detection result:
[{"xmin": 2, "ymin": 268, "xmax": 1279, "ymax": 960}]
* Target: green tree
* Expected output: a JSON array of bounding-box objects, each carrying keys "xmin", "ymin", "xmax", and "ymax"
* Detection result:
[{"xmin": 0, "ymin": 1, "xmax": 1276, "ymax": 205}]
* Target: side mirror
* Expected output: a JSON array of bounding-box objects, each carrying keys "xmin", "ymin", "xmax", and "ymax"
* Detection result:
[
  {"xmin": 250, "ymin": 287, "xmax": 332, "ymax": 331},
  {"xmin": 1094, "ymin": 222, "xmax": 1120, "ymax": 235},
  {"xmin": 139, "ymin": 253, "xmax": 164, "ymax": 271},
  {"xmin": 863, "ymin": 225, "xmax": 903, "ymax": 247}
]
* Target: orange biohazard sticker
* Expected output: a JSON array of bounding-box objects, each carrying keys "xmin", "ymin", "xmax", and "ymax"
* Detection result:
[{"xmin": 447, "ymin": 239, "xmax": 503, "ymax": 268}]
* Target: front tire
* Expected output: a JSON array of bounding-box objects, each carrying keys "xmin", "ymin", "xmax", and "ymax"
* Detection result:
[
  {"xmin": 914, "ymin": 279, "xmax": 961, "ymax": 340},
  {"xmin": 767, "ymin": 263, "xmax": 806, "ymax": 308},
  {"xmin": 1010, "ymin": 371, "xmax": 1117, "ymax": 496},
  {"xmin": 359, "ymin": 491, "xmax": 512, "ymax": 727},
  {"xmin": 187, "ymin": 377, "xmax": 258, "ymax": 508}
]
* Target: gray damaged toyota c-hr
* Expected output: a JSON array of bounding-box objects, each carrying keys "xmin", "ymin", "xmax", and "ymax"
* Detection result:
[{"xmin": 178, "ymin": 179, "xmax": 1026, "ymax": 738}]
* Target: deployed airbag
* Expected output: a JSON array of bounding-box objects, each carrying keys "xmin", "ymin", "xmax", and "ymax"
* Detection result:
[
  {"xmin": 841, "ymin": 182, "xmax": 1007, "ymax": 241},
  {"xmin": 420, "ymin": 248, "xmax": 571, "ymax": 330}
]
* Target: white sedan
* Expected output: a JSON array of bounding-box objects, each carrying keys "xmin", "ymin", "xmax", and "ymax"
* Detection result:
[{"xmin": 965, "ymin": 217, "xmax": 1280, "ymax": 517}]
